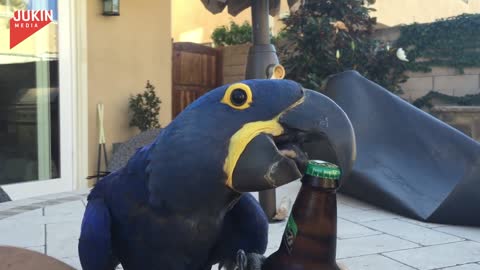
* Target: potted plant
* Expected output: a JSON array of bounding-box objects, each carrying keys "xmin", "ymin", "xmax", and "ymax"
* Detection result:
[
  {"xmin": 108, "ymin": 81, "xmax": 163, "ymax": 172},
  {"xmin": 129, "ymin": 80, "xmax": 162, "ymax": 132}
]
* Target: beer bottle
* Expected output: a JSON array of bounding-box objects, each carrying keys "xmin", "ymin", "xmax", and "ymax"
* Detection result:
[{"xmin": 262, "ymin": 160, "xmax": 341, "ymax": 270}]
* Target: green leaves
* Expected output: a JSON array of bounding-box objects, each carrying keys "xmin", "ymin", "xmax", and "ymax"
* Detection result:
[
  {"xmin": 211, "ymin": 21, "xmax": 280, "ymax": 47},
  {"xmin": 413, "ymin": 91, "xmax": 480, "ymax": 109},
  {"xmin": 397, "ymin": 14, "xmax": 480, "ymax": 73},
  {"xmin": 211, "ymin": 21, "xmax": 253, "ymax": 47},
  {"xmin": 278, "ymin": 0, "xmax": 407, "ymax": 93},
  {"xmin": 129, "ymin": 81, "xmax": 162, "ymax": 132}
]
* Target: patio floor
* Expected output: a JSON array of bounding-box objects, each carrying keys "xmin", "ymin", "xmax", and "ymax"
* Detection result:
[{"xmin": 1, "ymin": 182, "xmax": 480, "ymax": 270}]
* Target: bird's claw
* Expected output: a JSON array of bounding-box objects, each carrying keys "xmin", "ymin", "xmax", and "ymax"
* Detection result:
[
  {"xmin": 235, "ymin": 250, "xmax": 247, "ymax": 270},
  {"xmin": 234, "ymin": 250, "xmax": 265, "ymax": 270}
]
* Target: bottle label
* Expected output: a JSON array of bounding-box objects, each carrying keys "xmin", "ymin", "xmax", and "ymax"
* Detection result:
[{"xmin": 283, "ymin": 215, "xmax": 298, "ymax": 254}]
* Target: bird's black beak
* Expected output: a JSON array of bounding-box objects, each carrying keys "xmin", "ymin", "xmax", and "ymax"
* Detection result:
[{"xmin": 232, "ymin": 89, "xmax": 356, "ymax": 192}]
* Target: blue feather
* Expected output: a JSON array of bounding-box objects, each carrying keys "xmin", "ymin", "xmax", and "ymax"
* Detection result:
[{"xmin": 79, "ymin": 198, "xmax": 118, "ymax": 270}]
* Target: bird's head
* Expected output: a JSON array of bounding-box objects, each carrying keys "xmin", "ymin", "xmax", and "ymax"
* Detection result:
[{"xmin": 148, "ymin": 79, "xmax": 355, "ymax": 196}]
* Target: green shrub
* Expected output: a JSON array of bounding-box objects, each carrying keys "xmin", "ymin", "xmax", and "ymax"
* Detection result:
[
  {"xmin": 129, "ymin": 81, "xmax": 161, "ymax": 132},
  {"xmin": 413, "ymin": 91, "xmax": 480, "ymax": 109},
  {"xmin": 397, "ymin": 14, "xmax": 480, "ymax": 74},
  {"xmin": 278, "ymin": 0, "xmax": 408, "ymax": 93},
  {"xmin": 211, "ymin": 21, "xmax": 253, "ymax": 47},
  {"xmin": 212, "ymin": 21, "xmax": 280, "ymax": 47}
]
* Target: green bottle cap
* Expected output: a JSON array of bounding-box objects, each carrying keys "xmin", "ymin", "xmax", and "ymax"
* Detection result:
[{"xmin": 305, "ymin": 160, "xmax": 341, "ymax": 180}]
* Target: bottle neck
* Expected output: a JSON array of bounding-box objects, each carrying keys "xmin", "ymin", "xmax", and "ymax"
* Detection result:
[{"xmin": 301, "ymin": 174, "xmax": 339, "ymax": 190}]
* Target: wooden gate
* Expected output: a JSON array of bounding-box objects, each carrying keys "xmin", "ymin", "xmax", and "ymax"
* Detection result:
[{"xmin": 172, "ymin": 42, "xmax": 223, "ymax": 117}]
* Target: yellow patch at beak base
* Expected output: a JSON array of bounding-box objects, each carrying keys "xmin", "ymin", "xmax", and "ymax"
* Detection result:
[
  {"xmin": 223, "ymin": 120, "xmax": 284, "ymax": 189},
  {"xmin": 223, "ymin": 96, "xmax": 305, "ymax": 189}
]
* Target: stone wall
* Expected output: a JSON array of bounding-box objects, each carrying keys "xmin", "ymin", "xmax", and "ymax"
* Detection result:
[
  {"xmin": 430, "ymin": 106, "xmax": 480, "ymax": 141},
  {"xmin": 402, "ymin": 68, "xmax": 480, "ymax": 101},
  {"xmin": 373, "ymin": 27, "xmax": 480, "ymax": 102},
  {"xmin": 221, "ymin": 44, "xmax": 250, "ymax": 84}
]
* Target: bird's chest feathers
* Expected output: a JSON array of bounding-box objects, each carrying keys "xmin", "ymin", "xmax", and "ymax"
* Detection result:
[
  {"xmin": 130, "ymin": 209, "xmax": 226, "ymax": 261},
  {"xmin": 170, "ymin": 214, "xmax": 223, "ymax": 247}
]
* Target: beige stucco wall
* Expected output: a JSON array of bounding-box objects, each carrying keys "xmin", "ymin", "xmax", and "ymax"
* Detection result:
[
  {"xmin": 173, "ymin": 0, "xmax": 480, "ymax": 43},
  {"xmin": 371, "ymin": 0, "xmax": 480, "ymax": 27},
  {"xmin": 87, "ymin": 0, "xmax": 172, "ymax": 178}
]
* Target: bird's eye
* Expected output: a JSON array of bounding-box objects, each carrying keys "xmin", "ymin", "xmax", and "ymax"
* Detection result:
[
  {"xmin": 221, "ymin": 83, "xmax": 253, "ymax": 110},
  {"xmin": 230, "ymin": 89, "xmax": 247, "ymax": 106}
]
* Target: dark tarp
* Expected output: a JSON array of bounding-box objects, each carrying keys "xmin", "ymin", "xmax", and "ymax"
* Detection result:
[
  {"xmin": 324, "ymin": 71, "xmax": 480, "ymax": 226},
  {"xmin": 0, "ymin": 188, "xmax": 10, "ymax": 203},
  {"xmin": 201, "ymin": 0, "xmax": 304, "ymax": 16},
  {"xmin": 108, "ymin": 128, "xmax": 162, "ymax": 172}
]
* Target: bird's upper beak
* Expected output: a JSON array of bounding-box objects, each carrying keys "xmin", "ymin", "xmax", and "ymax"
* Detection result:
[{"xmin": 231, "ymin": 89, "xmax": 356, "ymax": 192}]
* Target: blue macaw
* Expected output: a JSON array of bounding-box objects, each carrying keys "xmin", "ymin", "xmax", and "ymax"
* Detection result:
[{"xmin": 79, "ymin": 79, "xmax": 355, "ymax": 270}]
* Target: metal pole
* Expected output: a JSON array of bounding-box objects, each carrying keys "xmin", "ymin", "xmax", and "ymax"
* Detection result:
[
  {"xmin": 245, "ymin": 0, "xmax": 279, "ymax": 80},
  {"xmin": 251, "ymin": 0, "xmax": 270, "ymax": 45},
  {"xmin": 245, "ymin": 0, "xmax": 279, "ymax": 221}
]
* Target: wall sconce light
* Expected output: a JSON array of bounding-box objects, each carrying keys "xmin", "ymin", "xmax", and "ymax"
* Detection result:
[{"xmin": 103, "ymin": 0, "xmax": 120, "ymax": 16}]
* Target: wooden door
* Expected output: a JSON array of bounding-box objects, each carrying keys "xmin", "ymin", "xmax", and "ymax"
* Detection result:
[{"xmin": 172, "ymin": 42, "xmax": 223, "ymax": 118}]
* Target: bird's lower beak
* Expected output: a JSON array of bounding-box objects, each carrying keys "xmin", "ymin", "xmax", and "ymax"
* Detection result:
[{"xmin": 232, "ymin": 89, "xmax": 356, "ymax": 192}]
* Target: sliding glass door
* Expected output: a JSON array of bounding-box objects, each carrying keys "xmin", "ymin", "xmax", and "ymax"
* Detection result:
[{"xmin": 0, "ymin": 0, "xmax": 73, "ymax": 200}]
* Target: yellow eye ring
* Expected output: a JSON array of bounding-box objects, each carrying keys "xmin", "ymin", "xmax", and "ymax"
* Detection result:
[{"xmin": 221, "ymin": 83, "xmax": 253, "ymax": 110}]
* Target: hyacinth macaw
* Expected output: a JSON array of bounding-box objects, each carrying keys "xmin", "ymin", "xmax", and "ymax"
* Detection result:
[{"xmin": 79, "ymin": 79, "xmax": 355, "ymax": 270}]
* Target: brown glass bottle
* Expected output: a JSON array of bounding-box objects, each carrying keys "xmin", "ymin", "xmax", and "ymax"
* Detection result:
[{"xmin": 262, "ymin": 160, "xmax": 341, "ymax": 270}]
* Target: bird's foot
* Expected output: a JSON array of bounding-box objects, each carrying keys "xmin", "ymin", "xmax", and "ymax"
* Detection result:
[
  {"xmin": 233, "ymin": 250, "xmax": 265, "ymax": 270},
  {"xmin": 219, "ymin": 250, "xmax": 266, "ymax": 270}
]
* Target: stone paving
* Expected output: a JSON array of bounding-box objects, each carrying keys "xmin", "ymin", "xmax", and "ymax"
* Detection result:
[{"xmin": 1, "ymin": 182, "xmax": 480, "ymax": 270}]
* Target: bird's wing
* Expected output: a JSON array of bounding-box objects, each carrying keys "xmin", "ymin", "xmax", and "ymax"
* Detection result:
[
  {"xmin": 207, "ymin": 193, "xmax": 269, "ymax": 268},
  {"xmin": 79, "ymin": 198, "xmax": 119, "ymax": 270}
]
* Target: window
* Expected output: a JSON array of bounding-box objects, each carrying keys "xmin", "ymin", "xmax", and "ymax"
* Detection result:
[{"xmin": 0, "ymin": 0, "xmax": 60, "ymax": 185}]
